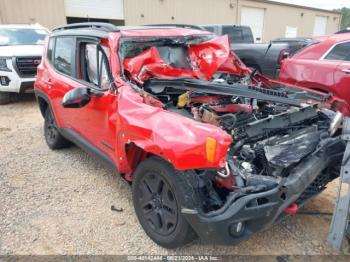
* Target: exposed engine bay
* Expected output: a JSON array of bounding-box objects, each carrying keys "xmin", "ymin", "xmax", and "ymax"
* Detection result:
[{"xmin": 120, "ymin": 34, "xmax": 345, "ymax": 214}]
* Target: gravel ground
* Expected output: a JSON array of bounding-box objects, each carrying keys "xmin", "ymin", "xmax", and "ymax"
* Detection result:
[{"xmin": 0, "ymin": 96, "xmax": 350, "ymax": 256}]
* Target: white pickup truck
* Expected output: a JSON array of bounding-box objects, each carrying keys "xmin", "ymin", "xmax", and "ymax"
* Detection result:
[{"xmin": 0, "ymin": 24, "xmax": 48, "ymax": 104}]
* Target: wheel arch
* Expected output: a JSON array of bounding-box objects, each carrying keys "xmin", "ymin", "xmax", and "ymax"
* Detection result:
[
  {"xmin": 37, "ymin": 96, "xmax": 49, "ymax": 118},
  {"xmin": 122, "ymin": 142, "xmax": 159, "ymax": 181},
  {"xmin": 35, "ymin": 90, "xmax": 51, "ymax": 118}
]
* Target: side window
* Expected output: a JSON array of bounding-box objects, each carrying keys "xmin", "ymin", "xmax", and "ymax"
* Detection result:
[
  {"xmin": 324, "ymin": 42, "xmax": 350, "ymax": 61},
  {"xmin": 204, "ymin": 26, "xmax": 215, "ymax": 33},
  {"xmin": 222, "ymin": 26, "xmax": 243, "ymax": 44},
  {"xmin": 54, "ymin": 37, "xmax": 74, "ymax": 76},
  {"xmin": 47, "ymin": 37, "xmax": 55, "ymax": 63},
  {"xmin": 78, "ymin": 42, "xmax": 111, "ymax": 89},
  {"xmin": 242, "ymin": 28, "xmax": 254, "ymax": 43}
]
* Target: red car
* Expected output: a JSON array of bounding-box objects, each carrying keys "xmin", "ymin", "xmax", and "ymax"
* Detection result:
[
  {"xmin": 34, "ymin": 23, "xmax": 347, "ymax": 248},
  {"xmin": 278, "ymin": 33, "xmax": 350, "ymax": 113}
]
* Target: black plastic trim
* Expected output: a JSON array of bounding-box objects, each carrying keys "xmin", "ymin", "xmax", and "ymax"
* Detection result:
[
  {"xmin": 59, "ymin": 128, "xmax": 117, "ymax": 171},
  {"xmin": 34, "ymin": 89, "xmax": 51, "ymax": 117},
  {"xmin": 181, "ymin": 137, "xmax": 344, "ymax": 245},
  {"xmin": 34, "ymin": 89, "xmax": 117, "ymax": 171}
]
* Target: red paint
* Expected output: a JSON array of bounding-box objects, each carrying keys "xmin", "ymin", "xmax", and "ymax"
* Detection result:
[
  {"xmin": 188, "ymin": 35, "xmax": 231, "ymax": 80},
  {"xmin": 35, "ymin": 28, "xmax": 349, "ymax": 182},
  {"xmin": 35, "ymin": 29, "xmax": 233, "ymax": 180},
  {"xmin": 210, "ymin": 103, "xmax": 253, "ymax": 113},
  {"xmin": 278, "ymin": 33, "xmax": 350, "ymax": 114},
  {"xmin": 191, "ymin": 95, "xmax": 222, "ymax": 104},
  {"xmin": 123, "ymin": 35, "xmax": 234, "ymax": 83},
  {"xmin": 284, "ymin": 203, "xmax": 298, "ymax": 215},
  {"xmin": 123, "ymin": 46, "xmax": 196, "ymax": 84},
  {"xmin": 215, "ymin": 175, "xmax": 236, "ymax": 191}
]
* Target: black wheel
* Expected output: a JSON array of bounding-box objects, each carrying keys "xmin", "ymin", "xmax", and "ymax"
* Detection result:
[
  {"xmin": 132, "ymin": 157, "xmax": 196, "ymax": 248},
  {"xmin": 0, "ymin": 92, "xmax": 11, "ymax": 105},
  {"xmin": 44, "ymin": 108, "xmax": 69, "ymax": 149}
]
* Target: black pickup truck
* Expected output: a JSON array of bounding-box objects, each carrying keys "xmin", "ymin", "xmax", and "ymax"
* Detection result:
[{"xmin": 202, "ymin": 24, "xmax": 311, "ymax": 78}]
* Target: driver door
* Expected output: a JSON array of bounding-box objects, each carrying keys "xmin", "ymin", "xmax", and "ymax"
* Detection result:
[{"xmin": 71, "ymin": 38, "xmax": 117, "ymax": 160}]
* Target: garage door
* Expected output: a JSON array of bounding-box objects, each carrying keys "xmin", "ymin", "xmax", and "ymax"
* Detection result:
[
  {"xmin": 241, "ymin": 7, "xmax": 265, "ymax": 43},
  {"xmin": 64, "ymin": 0, "xmax": 124, "ymax": 20},
  {"xmin": 313, "ymin": 15, "xmax": 328, "ymax": 36}
]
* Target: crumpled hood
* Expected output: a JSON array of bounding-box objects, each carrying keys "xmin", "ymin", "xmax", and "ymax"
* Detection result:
[
  {"xmin": 123, "ymin": 35, "xmax": 248, "ymax": 84},
  {"xmin": 0, "ymin": 45, "xmax": 44, "ymax": 57}
]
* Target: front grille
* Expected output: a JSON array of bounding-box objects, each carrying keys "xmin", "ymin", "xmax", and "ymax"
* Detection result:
[{"xmin": 15, "ymin": 56, "xmax": 41, "ymax": 77}]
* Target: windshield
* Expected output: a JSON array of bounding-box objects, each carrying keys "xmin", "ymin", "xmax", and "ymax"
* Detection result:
[{"xmin": 0, "ymin": 28, "xmax": 47, "ymax": 46}]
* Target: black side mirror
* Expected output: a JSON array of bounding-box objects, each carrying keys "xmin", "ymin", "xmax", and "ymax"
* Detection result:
[{"xmin": 62, "ymin": 87, "xmax": 91, "ymax": 108}]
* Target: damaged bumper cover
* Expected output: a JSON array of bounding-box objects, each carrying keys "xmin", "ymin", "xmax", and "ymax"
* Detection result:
[{"xmin": 181, "ymin": 137, "xmax": 345, "ymax": 245}]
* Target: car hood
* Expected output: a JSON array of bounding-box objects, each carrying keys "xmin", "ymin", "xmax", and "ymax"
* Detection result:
[{"xmin": 0, "ymin": 45, "xmax": 44, "ymax": 57}]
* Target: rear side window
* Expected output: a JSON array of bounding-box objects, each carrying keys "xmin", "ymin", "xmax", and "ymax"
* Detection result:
[
  {"xmin": 242, "ymin": 28, "xmax": 254, "ymax": 43},
  {"xmin": 54, "ymin": 37, "xmax": 74, "ymax": 76},
  {"xmin": 325, "ymin": 42, "xmax": 350, "ymax": 61},
  {"xmin": 222, "ymin": 26, "xmax": 243, "ymax": 44},
  {"xmin": 204, "ymin": 26, "xmax": 215, "ymax": 33},
  {"xmin": 47, "ymin": 37, "xmax": 55, "ymax": 63}
]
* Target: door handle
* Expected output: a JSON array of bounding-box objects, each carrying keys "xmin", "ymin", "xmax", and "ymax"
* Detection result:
[{"xmin": 341, "ymin": 69, "xmax": 350, "ymax": 74}]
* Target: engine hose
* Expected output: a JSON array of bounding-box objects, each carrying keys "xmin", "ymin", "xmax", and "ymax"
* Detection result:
[
  {"xmin": 217, "ymin": 113, "xmax": 237, "ymax": 129},
  {"xmin": 231, "ymin": 139, "xmax": 246, "ymax": 155}
]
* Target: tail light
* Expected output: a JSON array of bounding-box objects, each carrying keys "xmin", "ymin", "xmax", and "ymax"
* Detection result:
[{"xmin": 277, "ymin": 49, "xmax": 290, "ymax": 64}]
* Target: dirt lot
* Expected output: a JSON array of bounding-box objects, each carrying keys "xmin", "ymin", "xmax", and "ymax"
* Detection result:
[{"xmin": 0, "ymin": 96, "xmax": 350, "ymax": 256}]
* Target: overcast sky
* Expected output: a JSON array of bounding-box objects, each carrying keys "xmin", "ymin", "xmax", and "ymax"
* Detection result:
[{"xmin": 272, "ymin": 0, "xmax": 350, "ymax": 10}]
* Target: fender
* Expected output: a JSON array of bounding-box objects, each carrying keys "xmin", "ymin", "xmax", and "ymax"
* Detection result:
[{"xmin": 114, "ymin": 85, "xmax": 232, "ymax": 175}]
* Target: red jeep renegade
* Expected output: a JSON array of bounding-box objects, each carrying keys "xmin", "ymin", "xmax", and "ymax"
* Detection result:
[{"xmin": 35, "ymin": 23, "xmax": 348, "ymax": 248}]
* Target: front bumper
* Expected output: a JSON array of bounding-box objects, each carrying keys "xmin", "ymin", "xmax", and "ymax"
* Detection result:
[{"xmin": 181, "ymin": 137, "xmax": 345, "ymax": 245}]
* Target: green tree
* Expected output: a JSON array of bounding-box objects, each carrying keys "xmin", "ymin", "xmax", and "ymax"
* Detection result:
[{"xmin": 336, "ymin": 7, "xmax": 350, "ymax": 29}]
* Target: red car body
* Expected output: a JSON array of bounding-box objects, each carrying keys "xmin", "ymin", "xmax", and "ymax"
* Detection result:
[
  {"xmin": 34, "ymin": 24, "xmax": 349, "ymax": 248},
  {"xmin": 278, "ymin": 33, "xmax": 350, "ymax": 113},
  {"xmin": 35, "ymin": 28, "xmax": 245, "ymax": 181}
]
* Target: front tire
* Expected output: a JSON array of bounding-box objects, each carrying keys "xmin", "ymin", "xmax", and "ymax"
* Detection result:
[
  {"xmin": 44, "ymin": 108, "xmax": 69, "ymax": 149},
  {"xmin": 132, "ymin": 157, "xmax": 196, "ymax": 248}
]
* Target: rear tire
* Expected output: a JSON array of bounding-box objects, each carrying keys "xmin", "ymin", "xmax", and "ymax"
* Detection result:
[
  {"xmin": 44, "ymin": 108, "xmax": 69, "ymax": 149},
  {"xmin": 132, "ymin": 157, "xmax": 196, "ymax": 248},
  {"xmin": 0, "ymin": 92, "xmax": 11, "ymax": 105}
]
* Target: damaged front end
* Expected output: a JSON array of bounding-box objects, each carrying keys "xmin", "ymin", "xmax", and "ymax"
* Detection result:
[
  {"xmin": 178, "ymin": 113, "xmax": 345, "ymax": 244},
  {"xmin": 119, "ymin": 33, "xmax": 348, "ymax": 244}
]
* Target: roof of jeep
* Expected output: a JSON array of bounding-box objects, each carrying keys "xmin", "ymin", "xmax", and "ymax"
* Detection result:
[{"xmin": 50, "ymin": 23, "xmax": 211, "ymax": 39}]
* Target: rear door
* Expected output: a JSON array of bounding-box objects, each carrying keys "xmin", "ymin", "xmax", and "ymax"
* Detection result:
[
  {"xmin": 45, "ymin": 36, "xmax": 77, "ymax": 128},
  {"xmin": 285, "ymin": 41, "xmax": 344, "ymax": 92},
  {"xmin": 331, "ymin": 41, "xmax": 350, "ymax": 101},
  {"xmin": 291, "ymin": 59, "xmax": 339, "ymax": 91}
]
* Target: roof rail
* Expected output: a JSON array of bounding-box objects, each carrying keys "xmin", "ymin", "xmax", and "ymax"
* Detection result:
[
  {"xmin": 145, "ymin": 24, "xmax": 206, "ymax": 31},
  {"xmin": 52, "ymin": 22, "xmax": 119, "ymax": 32}
]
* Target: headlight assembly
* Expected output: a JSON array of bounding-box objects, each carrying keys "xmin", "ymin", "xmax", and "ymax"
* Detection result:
[{"xmin": 0, "ymin": 57, "xmax": 11, "ymax": 72}]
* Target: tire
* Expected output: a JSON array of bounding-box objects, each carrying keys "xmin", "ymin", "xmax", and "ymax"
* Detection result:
[
  {"xmin": 0, "ymin": 92, "xmax": 11, "ymax": 105},
  {"xmin": 132, "ymin": 157, "xmax": 196, "ymax": 248},
  {"xmin": 44, "ymin": 107, "xmax": 70, "ymax": 149}
]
